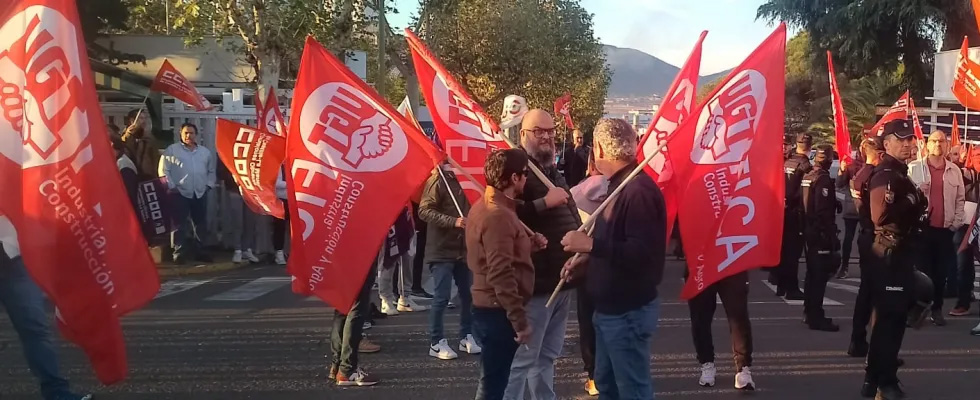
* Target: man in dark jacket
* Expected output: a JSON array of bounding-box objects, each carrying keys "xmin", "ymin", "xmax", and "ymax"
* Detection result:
[
  {"xmin": 559, "ymin": 129, "xmax": 589, "ymax": 187},
  {"xmin": 502, "ymin": 109, "xmax": 582, "ymax": 400},
  {"xmin": 775, "ymin": 133, "xmax": 812, "ymax": 300},
  {"xmin": 802, "ymin": 145, "xmax": 841, "ymax": 332},
  {"xmin": 419, "ymin": 163, "xmax": 481, "ymax": 360},
  {"xmin": 836, "ymin": 157, "xmax": 863, "ymax": 279}
]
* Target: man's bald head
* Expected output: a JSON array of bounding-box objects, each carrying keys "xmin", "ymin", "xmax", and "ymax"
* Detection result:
[
  {"xmin": 521, "ymin": 109, "xmax": 556, "ymax": 131},
  {"xmin": 520, "ymin": 109, "xmax": 558, "ymax": 166}
]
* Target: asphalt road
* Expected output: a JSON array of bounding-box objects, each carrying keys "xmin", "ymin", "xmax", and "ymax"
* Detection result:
[{"xmin": 2, "ymin": 258, "xmax": 979, "ymax": 400}]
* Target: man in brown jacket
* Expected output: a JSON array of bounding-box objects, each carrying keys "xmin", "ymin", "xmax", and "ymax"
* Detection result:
[
  {"xmin": 121, "ymin": 108, "xmax": 161, "ymax": 179},
  {"xmin": 467, "ymin": 149, "xmax": 546, "ymax": 400}
]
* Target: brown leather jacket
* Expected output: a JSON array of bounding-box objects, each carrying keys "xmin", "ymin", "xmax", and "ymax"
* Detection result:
[
  {"xmin": 121, "ymin": 127, "xmax": 161, "ymax": 179},
  {"xmin": 465, "ymin": 186, "xmax": 534, "ymax": 333}
]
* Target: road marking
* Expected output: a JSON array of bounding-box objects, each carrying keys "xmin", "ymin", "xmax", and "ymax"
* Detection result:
[
  {"xmin": 827, "ymin": 282, "xmax": 859, "ymax": 294},
  {"xmin": 760, "ymin": 281, "xmax": 844, "ymax": 306},
  {"xmin": 842, "ymin": 278, "xmax": 862, "ymax": 283},
  {"xmin": 205, "ymin": 277, "xmax": 291, "ymax": 301},
  {"xmin": 155, "ymin": 278, "xmax": 213, "ymax": 299}
]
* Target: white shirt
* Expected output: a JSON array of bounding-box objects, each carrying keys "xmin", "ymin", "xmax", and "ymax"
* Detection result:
[
  {"xmin": 158, "ymin": 142, "xmax": 216, "ymax": 199},
  {"xmin": 0, "ymin": 213, "xmax": 20, "ymax": 259}
]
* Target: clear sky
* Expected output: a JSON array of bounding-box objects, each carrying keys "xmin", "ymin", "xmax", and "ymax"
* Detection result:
[{"xmin": 388, "ymin": 0, "xmax": 781, "ymax": 75}]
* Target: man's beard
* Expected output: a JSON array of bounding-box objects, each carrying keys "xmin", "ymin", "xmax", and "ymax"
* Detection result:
[{"xmin": 530, "ymin": 148, "xmax": 555, "ymax": 166}]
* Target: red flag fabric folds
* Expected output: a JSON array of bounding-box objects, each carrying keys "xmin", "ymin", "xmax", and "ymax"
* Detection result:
[
  {"xmin": 554, "ymin": 92, "xmax": 574, "ymax": 130},
  {"xmin": 150, "ymin": 59, "xmax": 212, "ymax": 111},
  {"xmin": 952, "ymin": 114, "xmax": 962, "ymax": 148},
  {"xmin": 216, "ymin": 119, "xmax": 287, "ymax": 218},
  {"xmin": 261, "ymin": 88, "xmax": 287, "ymax": 136},
  {"xmin": 953, "ymin": 36, "xmax": 980, "ymax": 110},
  {"xmin": 870, "ymin": 91, "xmax": 911, "ymax": 137},
  {"xmin": 827, "ymin": 52, "xmax": 853, "ymax": 165}
]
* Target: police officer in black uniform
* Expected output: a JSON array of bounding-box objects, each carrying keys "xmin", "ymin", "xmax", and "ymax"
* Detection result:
[
  {"xmin": 776, "ymin": 133, "xmax": 811, "ymax": 300},
  {"xmin": 849, "ymin": 137, "xmax": 885, "ymax": 357},
  {"xmin": 862, "ymin": 119, "xmax": 927, "ymax": 400},
  {"xmin": 802, "ymin": 145, "xmax": 841, "ymax": 332}
]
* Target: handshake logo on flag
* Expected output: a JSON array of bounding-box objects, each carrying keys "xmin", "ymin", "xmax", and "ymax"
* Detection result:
[{"xmin": 693, "ymin": 70, "xmax": 767, "ymax": 166}]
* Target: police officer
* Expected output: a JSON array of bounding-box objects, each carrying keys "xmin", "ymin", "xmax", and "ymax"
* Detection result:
[
  {"xmin": 802, "ymin": 145, "xmax": 840, "ymax": 332},
  {"xmin": 776, "ymin": 133, "xmax": 811, "ymax": 300},
  {"xmin": 862, "ymin": 119, "xmax": 927, "ymax": 400},
  {"xmin": 848, "ymin": 137, "xmax": 885, "ymax": 357}
]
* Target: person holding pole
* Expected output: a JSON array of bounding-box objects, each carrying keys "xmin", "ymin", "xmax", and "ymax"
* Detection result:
[
  {"xmin": 503, "ymin": 109, "xmax": 582, "ymax": 400},
  {"xmin": 419, "ymin": 163, "xmax": 481, "ymax": 360},
  {"xmin": 560, "ymin": 118, "xmax": 666, "ymax": 400},
  {"xmin": 121, "ymin": 107, "xmax": 160, "ymax": 180}
]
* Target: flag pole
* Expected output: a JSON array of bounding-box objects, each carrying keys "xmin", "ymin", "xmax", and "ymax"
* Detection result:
[
  {"xmin": 445, "ymin": 156, "xmax": 537, "ymax": 237},
  {"xmin": 126, "ymin": 91, "xmax": 153, "ymax": 133},
  {"xmin": 436, "ymin": 166, "xmax": 465, "ymax": 217},
  {"xmin": 499, "ymin": 133, "xmax": 559, "ymax": 190}
]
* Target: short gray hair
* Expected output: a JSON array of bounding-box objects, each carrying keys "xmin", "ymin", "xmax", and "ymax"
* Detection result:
[{"xmin": 592, "ymin": 118, "xmax": 637, "ymax": 161}]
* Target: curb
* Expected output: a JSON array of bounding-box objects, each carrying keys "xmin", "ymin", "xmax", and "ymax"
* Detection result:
[{"xmin": 158, "ymin": 262, "xmax": 243, "ymax": 278}]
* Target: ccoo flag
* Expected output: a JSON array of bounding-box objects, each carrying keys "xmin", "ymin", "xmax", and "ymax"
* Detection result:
[
  {"xmin": 215, "ymin": 119, "xmax": 287, "ymax": 218},
  {"xmin": 286, "ymin": 36, "xmax": 442, "ymax": 312},
  {"xmin": 667, "ymin": 23, "xmax": 787, "ymax": 300},
  {"xmin": 150, "ymin": 59, "xmax": 212, "ymax": 111}
]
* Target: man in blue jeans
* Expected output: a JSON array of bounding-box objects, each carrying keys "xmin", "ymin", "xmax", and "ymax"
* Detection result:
[
  {"xmin": 419, "ymin": 164, "xmax": 480, "ymax": 359},
  {"xmin": 562, "ymin": 119, "xmax": 666, "ymax": 399},
  {"xmin": 1, "ymin": 239, "xmax": 93, "ymax": 400}
]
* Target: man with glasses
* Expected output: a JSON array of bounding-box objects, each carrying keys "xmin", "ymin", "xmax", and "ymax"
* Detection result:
[
  {"xmin": 560, "ymin": 129, "xmax": 589, "ymax": 187},
  {"xmin": 503, "ymin": 109, "xmax": 581, "ymax": 400}
]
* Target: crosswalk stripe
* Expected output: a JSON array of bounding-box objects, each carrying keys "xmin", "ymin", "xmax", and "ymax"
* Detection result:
[
  {"xmin": 155, "ymin": 278, "xmax": 213, "ymax": 299},
  {"xmin": 205, "ymin": 277, "xmax": 291, "ymax": 301},
  {"xmin": 760, "ymin": 281, "xmax": 844, "ymax": 306},
  {"xmin": 827, "ymin": 282, "xmax": 859, "ymax": 294}
]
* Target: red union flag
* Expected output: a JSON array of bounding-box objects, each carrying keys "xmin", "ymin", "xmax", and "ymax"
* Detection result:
[
  {"xmin": 150, "ymin": 59, "xmax": 212, "ymax": 111},
  {"xmin": 553, "ymin": 92, "xmax": 574, "ymax": 129},
  {"xmin": 827, "ymin": 52, "xmax": 853, "ymax": 165},
  {"xmin": 254, "ymin": 92, "xmax": 265, "ymax": 123},
  {"xmin": 953, "ymin": 114, "xmax": 962, "ymax": 148},
  {"xmin": 870, "ymin": 91, "xmax": 911, "ymax": 137},
  {"xmin": 216, "ymin": 119, "xmax": 286, "ymax": 218},
  {"xmin": 405, "ymin": 29, "xmax": 506, "ymax": 203},
  {"xmin": 286, "ymin": 37, "xmax": 442, "ymax": 311},
  {"xmin": 637, "ymin": 31, "xmax": 706, "ymax": 243},
  {"xmin": 0, "ymin": 0, "xmax": 159, "ymax": 384},
  {"xmin": 261, "ymin": 88, "xmax": 287, "ymax": 136},
  {"xmin": 953, "ymin": 36, "xmax": 980, "ymax": 110},
  {"xmin": 668, "ymin": 24, "xmax": 786, "ymax": 300}
]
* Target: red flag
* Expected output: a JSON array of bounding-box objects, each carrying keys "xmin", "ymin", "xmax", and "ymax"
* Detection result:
[
  {"xmin": 974, "ymin": 1, "xmax": 980, "ymax": 38},
  {"xmin": 397, "ymin": 96, "xmax": 424, "ymax": 132},
  {"xmin": 827, "ymin": 52, "xmax": 853, "ymax": 165},
  {"xmin": 953, "ymin": 36, "xmax": 980, "ymax": 110},
  {"xmin": 150, "ymin": 59, "xmax": 212, "ymax": 111},
  {"xmin": 952, "ymin": 114, "xmax": 962, "ymax": 148},
  {"xmin": 870, "ymin": 91, "xmax": 911, "ymax": 137},
  {"xmin": 637, "ymin": 30, "xmax": 707, "ymax": 244},
  {"xmin": 286, "ymin": 36, "xmax": 442, "ymax": 311},
  {"xmin": 216, "ymin": 119, "xmax": 286, "ymax": 218},
  {"xmin": 553, "ymin": 92, "xmax": 574, "ymax": 130},
  {"xmin": 0, "ymin": 0, "xmax": 159, "ymax": 383},
  {"xmin": 667, "ymin": 24, "xmax": 787, "ymax": 300},
  {"xmin": 261, "ymin": 88, "xmax": 287, "ymax": 136},
  {"xmin": 405, "ymin": 29, "xmax": 506, "ymax": 203},
  {"xmin": 254, "ymin": 92, "xmax": 265, "ymax": 125}
]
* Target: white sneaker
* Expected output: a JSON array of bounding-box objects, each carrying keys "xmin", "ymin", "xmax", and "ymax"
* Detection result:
[
  {"xmin": 242, "ymin": 249, "xmax": 260, "ymax": 263},
  {"xmin": 735, "ymin": 366, "xmax": 755, "ymax": 390},
  {"xmin": 274, "ymin": 250, "xmax": 287, "ymax": 265},
  {"xmin": 429, "ymin": 339, "xmax": 459, "ymax": 360},
  {"xmin": 232, "ymin": 250, "xmax": 243, "ymax": 264},
  {"xmin": 362, "ymin": 321, "xmax": 372, "ymax": 330},
  {"xmin": 971, "ymin": 321, "xmax": 980, "ymax": 336},
  {"xmin": 459, "ymin": 334, "xmax": 482, "ymax": 354},
  {"xmin": 699, "ymin": 362, "xmax": 716, "ymax": 387},
  {"xmin": 381, "ymin": 299, "xmax": 399, "ymax": 316},
  {"xmin": 397, "ymin": 297, "xmax": 429, "ymax": 312}
]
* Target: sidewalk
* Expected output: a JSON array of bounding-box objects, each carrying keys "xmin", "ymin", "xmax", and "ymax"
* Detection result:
[{"xmin": 151, "ymin": 246, "xmax": 252, "ymax": 278}]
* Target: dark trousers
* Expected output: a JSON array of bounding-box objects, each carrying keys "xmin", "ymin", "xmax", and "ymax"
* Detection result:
[
  {"xmin": 170, "ymin": 192, "xmax": 208, "ymax": 259},
  {"xmin": 577, "ymin": 284, "xmax": 596, "ymax": 379},
  {"xmin": 688, "ymin": 271, "xmax": 753, "ymax": 369},
  {"xmin": 777, "ymin": 214, "xmax": 804, "ymax": 293},
  {"xmin": 473, "ymin": 307, "xmax": 519, "ymax": 400},
  {"xmin": 840, "ymin": 218, "xmax": 859, "ymax": 272},
  {"xmin": 918, "ymin": 226, "xmax": 955, "ymax": 311},
  {"xmin": 412, "ymin": 229, "xmax": 427, "ymax": 291},
  {"xmin": 272, "ymin": 199, "xmax": 289, "ymax": 251},
  {"xmin": 330, "ymin": 264, "xmax": 377, "ymax": 376},
  {"xmin": 866, "ymin": 246, "xmax": 914, "ymax": 386},
  {"xmin": 953, "ymin": 225, "xmax": 976, "ymax": 309},
  {"xmin": 851, "ymin": 231, "xmax": 875, "ymax": 346},
  {"xmin": 803, "ymin": 240, "xmax": 833, "ymax": 321}
]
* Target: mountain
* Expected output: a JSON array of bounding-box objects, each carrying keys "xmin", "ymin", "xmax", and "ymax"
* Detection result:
[{"xmin": 603, "ymin": 44, "xmax": 730, "ymax": 98}]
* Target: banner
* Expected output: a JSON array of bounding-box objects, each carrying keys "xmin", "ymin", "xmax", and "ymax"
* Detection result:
[
  {"xmin": 827, "ymin": 51, "xmax": 853, "ymax": 165},
  {"xmin": 953, "ymin": 36, "xmax": 980, "ymax": 110},
  {"xmin": 405, "ymin": 29, "xmax": 506, "ymax": 203},
  {"xmin": 215, "ymin": 119, "xmax": 286, "ymax": 218},
  {"xmin": 150, "ymin": 59, "xmax": 212, "ymax": 111},
  {"xmin": 135, "ymin": 177, "xmax": 173, "ymax": 239},
  {"xmin": 637, "ymin": 31, "xmax": 706, "ymax": 243},
  {"xmin": 553, "ymin": 92, "xmax": 574, "ymax": 130},
  {"xmin": 255, "ymin": 92, "xmax": 264, "ymax": 123},
  {"xmin": 870, "ymin": 91, "xmax": 911, "ymax": 137},
  {"xmin": 667, "ymin": 24, "xmax": 787, "ymax": 300},
  {"xmin": 261, "ymin": 88, "xmax": 287, "ymax": 136},
  {"xmin": 0, "ymin": 0, "xmax": 159, "ymax": 383},
  {"xmin": 286, "ymin": 36, "xmax": 442, "ymax": 312}
]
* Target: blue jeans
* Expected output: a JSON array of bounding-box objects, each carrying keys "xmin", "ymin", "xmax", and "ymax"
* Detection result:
[
  {"xmin": 0, "ymin": 255, "xmax": 78, "ymax": 400},
  {"xmin": 593, "ymin": 298, "xmax": 661, "ymax": 400},
  {"xmin": 503, "ymin": 291, "xmax": 572, "ymax": 400},
  {"xmin": 428, "ymin": 261, "xmax": 473, "ymax": 345},
  {"xmin": 473, "ymin": 307, "xmax": 519, "ymax": 400},
  {"xmin": 170, "ymin": 192, "xmax": 208, "ymax": 259}
]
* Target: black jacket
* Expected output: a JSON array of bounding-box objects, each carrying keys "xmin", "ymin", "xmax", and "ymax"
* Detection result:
[
  {"xmin": 517, "ymin": 157, "xmax": 582, "ymax": 295},
  {"xmin": 803, "ymin": 168, "xmax": 838, "ymax": 250},
  {"xmin": 586, "ymin": 164, "xmax": 666, "ymax": 315},
  {"xmin": 784, "ymin": 153, "xmax": 812, "ymax": 213},
  {"xmin": 419, "ymin": 167, "xmax": 470, "ymax": 263}
]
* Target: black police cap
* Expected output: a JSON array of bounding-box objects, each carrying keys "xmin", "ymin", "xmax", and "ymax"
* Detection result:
[
  {"xmin": 813, "ymin": 144, "xmax": 834, "ymax": 164},
  {"xmin": 878, "ymin": 119, "xmax": 915, "ymax": 139}
]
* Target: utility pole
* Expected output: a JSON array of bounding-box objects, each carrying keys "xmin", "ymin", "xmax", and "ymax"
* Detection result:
[
  {"xmin": 165, "ymin": 0, "xmax": 170, "ymax": 35},
  {"xmin": 376, "ymin": 0, "xmax": 387, "ymax": 96}
]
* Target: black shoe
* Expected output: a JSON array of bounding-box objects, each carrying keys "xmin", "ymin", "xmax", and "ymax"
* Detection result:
[
  {"xmin": 861, "ymin": 380, "xmax": 878, "ymax": 398},
  {"xmin": 776, "ymin": 288, "xmax": 786, "ymax": 297},
  {"xmin": 896, "ymin": 358, "xmax": 905, "ymax": 368},
  {"xmin": 370, "ymin": 303, "xmax": 386, "ymax": 319},
  {"xmin": 929, "ymin": 309, "xmax": 947, "ymax": 326},
  {"xmin": 848, "ymin": 341, "xmax": 869, "ymax": 358},
  {"xmin": 409, "ymin": 289, "xmax": 433, "ymax": 299},
  {"xmin": 172, "ymin": 255, "xmax": 187, "ymax": 265},
  {"xmin": 809, "ymin": 319, "xmax": 840, "ymax": 332},
  {"xmin": 875, "ymin": 383, "xmax": 906, "ymax": 400},
  {"xmin": 784, "ymin": 291, "xmax": 805, "ymax": 301}
]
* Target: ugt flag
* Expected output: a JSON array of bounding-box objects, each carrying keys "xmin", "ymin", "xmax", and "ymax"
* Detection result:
[
  {"xmin": 286, "ymin": 36, "xmax": 442, "ymax": 312},
  {"xmin": 151, "ymin": 59, "xmax": 212, "ymax": 111},
  {"xmin": 0, "ymin": 0, "xmax": 159, "ymax": 384},
  {"xmin": 637, "ymin": 30, "xmax": 706, "ymax": 243},
  {"xmin": 870, "ymin": 91, "xmax": 912, "ymax": 137},
  {"xmin": 215, "ymin": 119, "xmax": 286, "ymax": 219},
  {"xmin": 668, "ymin": 24, "xmax": 787, "ymax": 300},
  {"xmin": 953, "ymin": 36, "xmax": 980, "ymax": 110},
  {"xmin": 553, "ymin": 92, "xmax": 574, "ymax": 130},
  {"xmin": 405, "ymin": 28, "xmax": 506, "ymax": 203},
  {"xmin": 827, "ymin": 52, "xmax": 853, "ymax": 165}
]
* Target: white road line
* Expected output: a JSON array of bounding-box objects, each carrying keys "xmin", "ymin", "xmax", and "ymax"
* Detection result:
[
  {"xmin": 205, "ymin": 277, "xmax": 291, "ymax": 301},
  {"xmin": 842, "ymin": 278, "xmax": 862, "ymax": 283},
  {"xmin": 760, "ymin": 281, "xmax": 844, "ymax": 306},
  {"xmin": 827, "ymin": 282, "xmax": 859, "ymax": 294},
  {"xmin": 155, "ymin": 278, "xmax": 213, "ymax": 299}
]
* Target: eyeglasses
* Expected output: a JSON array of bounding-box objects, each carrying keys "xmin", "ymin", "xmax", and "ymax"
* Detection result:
[{"xmin": 523, "ymin": 128, "xmax": 556, "ymax": 138}]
